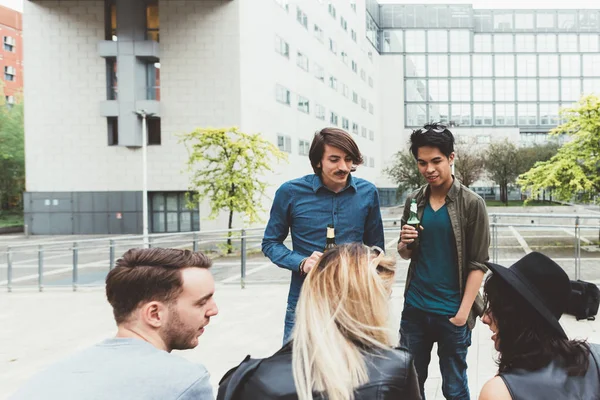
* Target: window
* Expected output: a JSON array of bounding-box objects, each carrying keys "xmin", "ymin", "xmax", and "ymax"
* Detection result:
[
  {"xmin": 352, "ymin": 91, "xmax": 358, "ymax": 104},
  {"xmin": 406, "ymin": 55, "xmax": 427, "ymax": 77},
  {"xmin": 361, "ymin": 97, "xmax": 367, "ymax": 109},
  {"xmin": 430, "ymin": 103, "xmax": 449, "ymax": 124},
  {"xmin": 450, "ymin": 55, "xmax": 470, "ymax": 77},
  {"xmin": 340, "ymin": 17, "xmax": 347, "ymax": 31},
  {"xmin": 368, "ymin": 76, "xmax": 374, "ymax": 88},
  {"xmin": 150, "ymin": 192, "xmax": 199, "ymax": 233},
  {"xmin": 494, "ymin": 34, "xmax": 513, "ymax": 52},
  {"xmin": 538, "ymin": 55, "xmax": 558, "ymax": 77},
  {"xmin": 369, "ymin": 157, "xmax": 374, "ymax": 168},
  {"xmin": 494, "ymin": 11, "xmax": 514, "ymax": 31},
  {"xmin": 313, "ymin": 62, "xmax": 325, "ymax": 82},
  {"xmin": 495, "ymin": 79, "xmax": 515, "ymax": 101},
  {"xmin": 330, "ymin": 112, "xmax": 338, "ymax": 126},
  {"xmin": 342, "ymin": 117, "xmax": 349, "ymax": 130},
  {"xmin": 4, "ymin": 66, "xmax": 15, "ymax": 81},
  {"xmin": 314, "ymin": 24, "xmax": 324, "ymax": 42},
  {"xmin": 352, "ymin": 60, "xmax": 358, "ymax": 73},
  {"xmin": 328, "ymin": 3, "xmax": 336, "ymax": 19},
  {"xmin": 495, "ymin": 104, "xmax": 515, "ymax": 125},
  {"xmin": 297, "ymin": 51, "xmax": 309, "ymax": 71},
  {"xmin": 277, "ymin": 134, "xmax": 292, "ymax": 152},
  {"xmin": 561, "ymin": 79, "xmax": 581, "ymax": 101},
  {"xmin": 274, "ymin": 35, "xmax": 289, "ymax": 58},
  {"xmin": 369, "ymin": 103, "xmax": 374, "ymax": 114},
  {"xmin": 473, "ymin": 104, "xmax": 493, "ymax": 126},
  {"xmin": 580, "ymin": 34, "xmax": 599, "ymax": 52},
  {"xmin": 369, "ymin": 130, "xmax": 374, "ymax": 140},
  {"xmin": 429, "ymin": 79, "xmax": 449, "ymax": 101},
  {"xmin": 107, "ymin": 117, "xmax": 118, "ymax": 146},
  {"xmin": 351, "ymin": 29, "xmax": 357, "ymax": 42},
  {"xmin": 274, "ymin": 0, "xmax": 289, "ymax": 11},
  {"xmin": 451, "ymin": 80, "xmax": 471, "ymax": 101},
  {"xmin": 537, "ymin": 12, "xmax": 556, "ymax": 30},
  {"xmin": 450, "ymin": 103, "xmax": 471, "ymax": 126},
  {"xmin": 3, "ymin": 36, "xmax": 15, "ymax": 52},
  {"xmin": 5, "ymin": 95, "xmax": 14, "ymax": 105},
  {"xmin": 428, "ymin": 30, "xmax": 448, "ymax": 52},
  {"xmin": 145, "ymin": 0, "xmax": 159, "ymax": 42},
  {"xmin": 297, "ymin": 95, "xmax": 310, "ymax": 114},
  {"xmin": 537, "ymin": 34, "xmax": 556, "ymax": 52},
  {"xmin": 340, "ymin": 51, "xmax": 348, "ymax": 65},
  {"xmin": 352, "ymin": 122, "xmax": 358, "ymax": 134},
  {"xmin": 329, "ymin": 38, "xmax": 337, "ymax": 54},
  {"xmin": 583, "ymin": 54, "xmax": 600, "ymax": 76},
  {"xmin": 105, "ymin": 0, "xmax": 117, "ymax": 41},
  {"xmin": 329, "ymin": 76, "xmax": 338, "ymax": 90},
  {"xmin": 539, "ymin": 103, "xmax": 559, "ymax": 126},
  {"xmin": 449, "ymin": 30, "xmax": 470, "ymax": 52},
  {"xmin": 561, "ymin": 55, "xmax": 581, "ymax": 77},
  {"xmin": 315, "ymin": 103, "xmax": 326, "ymax": 120},
  {"xmin": 147, "ymin": 117, "xmax": 161, "ymax": 145},
  {"xmin": 405, "ymin": 30, "xmax": 426, "ymax": 52},
  {"xmin": 351, "ymin": 2, "xmax": 356, "ymax": 12},
  {"xmin": 341, "ymin": 83, "xmax": 349, "ymax": 98},
  {"xmin": 407, "ymin": 104, "xmax": 428, "ymax": 127},
  {"xmin": 106, "ymin": 58, "xmax": 117, "ymax": 100},
  {"xmin": 518, "ymin": 103, "xmax": 537, "ymax": 125},
  {"xmin": 517, "ymin": 79, "xmax": 537, "ymax": 101},
  {"xmin": 361, "ymin": 126, "xmax": 367, "ymax": 137},
  {"xmin": 428, "ymin": 55, "xmax": 448, "ymax": 77},
  {"xmin": 516, "ymin": 55, "xmax": 536, "ymax": 76},
  {"xmin": 473, "ymin": 79, "xmax": 493, "ymax": 101},
  {"xmin": 495, "ymin": 55, "xmax": 514, "ymax": 77},
  {"xmin": 477, "ymin": 135, "xmax": 491, "ymax": 144},
  {"xmin": 558, "ymin": 34, "xmax": 578, "ymax": 52},
  {"xmin": 474, "ymin": 34, "xmax": 492, "ymax": 52},
  {"xmin": 515, "ymin": 12, "xmax": 534, "ymax": 30},
  {"xmin": 472, "ymin": 55, "xmax": 493, "ymax": 77},
  {"xmin": 360, "ymin": 69, "xmax": 366, "ymax": 81},
  {"xmin": 275, "ymin": 84, "xmax": 291, "ymax": 105},
  {"xmin": 146, "ymin": 62, "xmax": 160, "ymax": 100},
  {"xmin": 515, "ymin": 34, "xmax": 535, "ymax": 52},
  {"xmin": 296, "ymin": 7, "xmax": 308, "ymax": 29},
  {"xmin": 299, "ymin": 139, "xmax": 310, "ymax": 156}
]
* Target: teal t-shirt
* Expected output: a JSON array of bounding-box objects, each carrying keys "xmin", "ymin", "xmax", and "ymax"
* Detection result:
[{"xmin": 406, "ymin": 202, "xmax": 461, "ymax": 315}]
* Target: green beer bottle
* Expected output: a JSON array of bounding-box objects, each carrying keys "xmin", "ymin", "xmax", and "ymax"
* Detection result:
[
  {"xmin": 324, "ymin": 224, "xmax": 337, "ymax": 252},
  {"xmin": 406, "ymin": 199, "xmax": 420, "ymax": 250}
]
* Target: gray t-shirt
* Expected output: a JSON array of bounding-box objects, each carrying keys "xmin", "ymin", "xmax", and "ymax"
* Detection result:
[{"xmin": 10, "ymin": 337, "xmax": 213, "ymax": 400}]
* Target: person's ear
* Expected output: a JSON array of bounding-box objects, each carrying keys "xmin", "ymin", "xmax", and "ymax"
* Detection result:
[{"xmin": 140, "ymin": 301, "xmax": 167, "ymax": 328}]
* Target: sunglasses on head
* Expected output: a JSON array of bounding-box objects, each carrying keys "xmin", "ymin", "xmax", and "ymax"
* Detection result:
[{"xmin": 420, "ymin": 123, "xmax": 448, "ymax": 134}]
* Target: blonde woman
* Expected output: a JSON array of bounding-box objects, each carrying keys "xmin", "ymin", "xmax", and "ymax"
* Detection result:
[{"xmin": 217, "ymin": 243, "xmax": 421, "ymax": 400}]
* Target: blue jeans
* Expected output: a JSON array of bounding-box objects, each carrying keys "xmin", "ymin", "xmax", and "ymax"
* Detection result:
[
  {"xmin": 399, "ymin": 304, "xmax": 472, "ymax": 400},
  {"xmin": 283, "ymin": 301, "xmax": 296, "ymax": 345}
]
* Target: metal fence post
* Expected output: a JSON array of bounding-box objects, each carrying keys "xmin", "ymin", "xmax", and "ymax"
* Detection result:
[
  {"xmin": 492, "ymin": 215, "xmax": 498, "ymax": 263},
  {"xmin": 109, "ymin": 240, "xmax": 115, "ymax": 270},
  {"xmin": 38, "ymin": 245, "xmax": 44, "ymax": 292},
  {"xmin": 575, "ymin": 216, "xmax": 581, "ymax": 280},
  {"xmin": 241, "ymin": 229, "xmax": 246, "ymax": 289},
  {"xmin": 72, "ymin": 242, "xmax": 79, "ymax": 292},
  {"xmin": 193, "ymin": 232, "xmax": 198, "ymax": 252},
  {"xmin": 148, "ymin": 236, "xmax": 153, "ymax": 248},
  {"xmin": 7, "ymin": 246, "xmax": 12, "ymax": 293}
]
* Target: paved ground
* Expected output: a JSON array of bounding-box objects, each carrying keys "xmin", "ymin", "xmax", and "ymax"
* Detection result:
[{"xmin": 1, "ymin": 284, "xmax": 599, "ymax": 400}]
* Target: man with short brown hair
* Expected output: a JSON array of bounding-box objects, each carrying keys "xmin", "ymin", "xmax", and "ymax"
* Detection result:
[{"xmin": 11, "ymin": 248, "xmax": 218, "ymax": 400}]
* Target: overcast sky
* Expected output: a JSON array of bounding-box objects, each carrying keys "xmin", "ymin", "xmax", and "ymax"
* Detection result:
[{"xmin": 0, "ymin": 0, "xmax": 22, "ymax": 12}]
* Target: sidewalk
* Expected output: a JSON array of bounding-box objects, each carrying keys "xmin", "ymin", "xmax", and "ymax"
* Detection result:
[{"xmin": 1, "ymin": 284, "xmax": 599, "ymax": 399}]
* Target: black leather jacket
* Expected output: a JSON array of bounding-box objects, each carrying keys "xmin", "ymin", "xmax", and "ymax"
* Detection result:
[{"xmin": 217, "ymin": 343, "xmax": 421, "ymax": 400}]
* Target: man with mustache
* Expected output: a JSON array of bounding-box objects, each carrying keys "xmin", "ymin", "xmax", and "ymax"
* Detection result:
[
  {"xmin": 10, "ymin": 248, "xmax": 218, "ymax": 400},
  {"xmin": 397, "ymin": 123, "xmax": 490, "ymax": 400},
  {"xmin": 262, "ymin": 127, "xmax": 385, "ymax": 344}
]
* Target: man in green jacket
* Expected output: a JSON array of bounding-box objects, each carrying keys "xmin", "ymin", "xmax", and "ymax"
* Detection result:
[{"xmin": 397, "ymin": 123, "xmax": 490, "ymax": 400}]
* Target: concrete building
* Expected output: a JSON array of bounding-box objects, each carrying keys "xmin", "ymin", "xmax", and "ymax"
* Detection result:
[
  {"xmin": 23, "ymin": 0, "xmax": 600, "ymax": 234},
  {"xmin": 0, "ymin": 4, "xmax": 22, "ymax": 104}
]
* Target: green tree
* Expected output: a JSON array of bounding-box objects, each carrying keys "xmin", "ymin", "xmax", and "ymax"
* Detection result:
[
  {"xmin": 519, "ymin": 95, "xmax": 600, "ymax": 203},
  {"xmin": 384, "ymin": 149, "xmax": 425, "ymax": 199},
  {"xmin": 0, "ymin": 96, "xmax": 24, "ymax": 210},
  {"xmin": 181, "ymin": 127, "xmax": 287, "ymax": 252},
  {"xmin": 454, "ymin": 144, "xmax": 484, "ymax": 188},
  {"xmin": 485, "ymin": 139, "xmax": 519, "ymax": 205}
]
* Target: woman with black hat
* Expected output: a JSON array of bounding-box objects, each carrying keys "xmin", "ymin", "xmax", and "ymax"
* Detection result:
[{"xmin": 479, "ymin": 251, "xmax": 600, "ymax": 400}]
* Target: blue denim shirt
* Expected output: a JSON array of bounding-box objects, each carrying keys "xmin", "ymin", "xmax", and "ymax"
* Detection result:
[{"xmin": 262, "ymin": 174, "xmax": 385, "ymax": 305}]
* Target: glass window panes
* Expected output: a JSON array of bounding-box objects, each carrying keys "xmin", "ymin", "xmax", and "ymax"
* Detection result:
[
  {"xmin": 428, "ymin": 30, "xmax": 448, "ymax": 52},
  {"xmin": 451, "ymin": 80, "xmax": 471, "ymax": 101},
  {"xmin": 451, "ymin": 103, "xmax": 471, "ymax": 126},
  {"xmin": 539, "ymin": 103, "xmax": 559, "ymax": 125},
  {"xmin": 450, "ymin": 55, "xmax": 470, "ymax": 77},
  {"xmin": 475, "ymin": 11, "xmax": 492, "ymax": 31},
  {"xmin": 449, "ymin": 30, "xmax": 470, "ymax": 52},
  {"xmin": 473, "ymin": 79, "xmax": 493, "ymax": 101},
  {"xmin": 274, "ymin": 35, "xmax": 289, "ymax": 58},
  {"xmin": 516, "ymin": 55, "xmax": 536, "ymax": 76},
  {"xmin": 473, "ymin": 104, "xmax": 493, "ymax": 125},
  {"xmin": 538, "ymin": 55, "xmax": 558, "ymax": 77},
  {"xmin": 152, "ymin": 194, "xmax": 165, "ymax": 211},
  {"xmin": 515, "ymin": 34, "xmax": 535, "ymax": 52},
  {"xmin": 472, "ymin": 55, "xmax": 493, "ymax": 77},
  {"xmin": 494, "ymin": 12, "xmax": 513, "ymax": 31},
  {"xmin": 518, "ymin": 103, "xmax": 537, "ymax": 125},
  {"xmin": 428, "ymin": 79, "xmax": 449, "ymax": 101},
  {"xmin": 583, "ymin": 78, "xmax": 600, "ymax": 96},
  {"xmin": 495, "ymin": 55, "xmax": 514, "ymax": 77},
  {"xmin": 495, "ymin": 103, "xmax": 515, "ymax": 125},
  {"xmin": 517, "ymin": 79, "xmax": 537, "ymax": 101},
  {"xmin": 407, "ymin": 104, "xmax": 427, "ymax": 126},
  {"xmin": 495, "ymin": 79, "xmax": 515, "ymax": 101},
  {"xmin": 382, "ymin": 31, "xmax": 403, "ymax": 52},
  {"xmin": 536, "ymin": 13, "xmax": 556, "ymax": 30},
  {"xmin": 405, "ymin": 30, "xmax": 426, "ymax": 52},
  {"xmin": 179, "ymin": 212, "xmax": 192, "ymax": 232},
  {"xmin": 539, "ymin": 79, "xmax": 559, "ymax": 100},
  {"xmin": 561, "ymin": 55, "xmax": 581, "ymax": 77},
  {"xmin": 583, "ymin": 55, "xmax": 600, "ymax": 76},
  {"xmin": 152, "ymin": 212, "xmax": 165, "ymax": 233},
  {"xmin": 579, "ymin": 11, "xmax": 599, "ymax": 31},
  {"xmin": 166, "ymin": 212, "xmax": 178, "ymax": 232},
  {"xmin": 406, "ymin": 55, "xmax": 426, "ymax": 77},
  {"xmin": 166, "ymin": 193, "xmax": 178, "ymax": 210},
  {"xmin": 429, "ymin": 104, "xmax": 449, "ymax": 124},
  {"xmin": 537, "ymin": 34, "xmax": 556, "ymax": 52},
  {"xmin": 558, "ymin": 34, "xmax": 578, "ymax": 52},
  {"xmin": 474, "ymin": 34, "xmax": 491, "ymax": 52},
  {"xmin": 561, "ymin": 79, "xmax": 581, "ymax": 101},
  {"xmin": 515, "ymin": 13, "xmax": 534, "ymax": 30},
  {"xmin": 428, "ymin": 55, "xmax": 449, "ymax": 77},
  {"xmin": 406, "ymin": 79, "xmax": 426, "ymax": 101},
  {"xmin": 580, "ymin": 34, "xmax": 599, "ymax": 52},
  {"xmin": 494, "ymin": 34, "xmax": 513, "ymax": 52},
  {"xmin": 558, "ymin": 12, "xmax": 577, "ymax": 31}
]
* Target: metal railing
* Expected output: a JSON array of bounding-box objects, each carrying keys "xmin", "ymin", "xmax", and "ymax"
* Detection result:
[{"xmin": 2, "ymin": 213, "xmax": 600, "ymax": 292}]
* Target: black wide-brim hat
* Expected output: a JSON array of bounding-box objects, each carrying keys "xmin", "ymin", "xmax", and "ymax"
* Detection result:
[{"xmin": 485, "ymin": 252, "xmax": 570, "ymax": 340}]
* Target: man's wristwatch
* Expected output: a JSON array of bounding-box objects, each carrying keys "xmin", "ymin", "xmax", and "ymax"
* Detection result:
[{"xmin": 299, "ymin": 257, "xmax": 308, "ymax": 276}]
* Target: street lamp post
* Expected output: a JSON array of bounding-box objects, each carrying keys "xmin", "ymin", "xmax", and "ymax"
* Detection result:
[{"xmin": 135, "ymin": 109, "xmax": 154, "ymax": 247}]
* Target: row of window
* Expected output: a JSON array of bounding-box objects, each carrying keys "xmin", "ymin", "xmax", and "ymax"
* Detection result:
[
  {"xmin": 3, "ymin": 36, "xmax": 15, "ymax": 52},
  {"xmin": 150, "ymin": 192, "xmax": 199, "ymax": 233},
  {"xmin": 405, "ymin": 54, "xmax": 600, "ymax": 78},
  {"xmin": 3, "ymin": 65, "xmax": 15, "ymax": 81},
  {"xmin": 383, "ymin": 30, "xmax": 600, "ymax": 54},
  {"xmin": 407, "ymin": 78, "xmax": 599, "ymax": 103},
  {"xmin": 276, "ymin": 82, "xmax": 373, "ymax": 115},
  {"xmin": 406, "ymin": 102, "xmax": 568, "ymax": 128},
  {"xmin": 277, "ymin": 134, "xmax": 376, "ymax": 167}
]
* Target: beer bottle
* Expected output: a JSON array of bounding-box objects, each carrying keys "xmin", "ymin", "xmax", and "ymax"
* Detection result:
[
  {"xmin": 406, "ymin": 199, "xmax": 420, "ymax": 250},
  {"xmin": 324, "ymin": 224, "xmax": 337, "ymax": 252}
]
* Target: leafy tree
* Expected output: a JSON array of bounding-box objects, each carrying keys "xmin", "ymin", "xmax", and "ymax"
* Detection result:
[
  {"xmin": 384, "ymin": 149, "xmax": 425, "ymax": 199},
  {"xmin": 454, "ymin": 144, "xmax": 484, "ymax": 188},
  {"xmin": 518, "ymin": 95, "xmax": 600, "ymax": 203},
  {"xmin": 485, "ymin": 139, "xmax": 519, "ymax": 205},
  {"xmin": 181, "ymin": 127, "xmax": 287, "ymax": 252},
  {"xmin": 516, "ymin": 142, "xmax": 560, "ymax": 174},
  {"xmin": 0, "ymin": 95, "xmax": 24, "ymax": 210}
]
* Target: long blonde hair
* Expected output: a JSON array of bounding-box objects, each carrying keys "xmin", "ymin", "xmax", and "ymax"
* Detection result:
[{"xmin": 292, "ymin": 243, "xmax": 396, "ymax": 400}]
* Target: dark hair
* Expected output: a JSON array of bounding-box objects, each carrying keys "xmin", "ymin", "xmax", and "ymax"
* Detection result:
[
  {"xmin": 309, "ymin": 127, "xmax": 363, "ymax": 175},
  {"xmin": 409, "ymin": 122, "xmax": 455, "ymax": 159},
  {"xmin": 484, "ymin": 273, "xmax": 590, "ymax": 376},
  {"xmin": 106, "ymin": 248, "xmax": 212, "ymax": 324}
]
